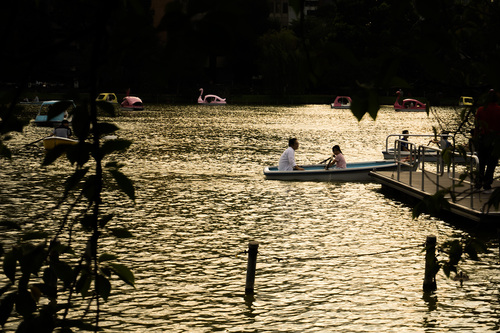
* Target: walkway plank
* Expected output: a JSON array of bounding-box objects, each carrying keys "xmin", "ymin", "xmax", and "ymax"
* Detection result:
[{"xmin": 370, "ymin": 169, "xmax": 500, "ymax": 223}]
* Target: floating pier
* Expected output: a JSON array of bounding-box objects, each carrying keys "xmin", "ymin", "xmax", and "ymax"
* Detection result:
[{"xmin": 371, "ymin": 141, "xmax": 500, "ymax": 223}]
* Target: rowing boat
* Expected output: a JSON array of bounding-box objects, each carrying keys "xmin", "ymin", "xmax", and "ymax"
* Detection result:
[{"xmin": 263, "ymin": 160, "xmax": 399, "ymax": 182}]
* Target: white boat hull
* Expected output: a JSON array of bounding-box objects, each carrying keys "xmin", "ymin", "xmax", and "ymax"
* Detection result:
[
  {"xmin": 263, "ymin": 161, "xmax": 399, "ymax": 182},
  {"xmin": 382, "ymin": 148, "xmax": 470, "ymax": 163},
  {"xmin": 382, "ymin": 148, "xmax": 437, "ymax": 161},
  {"xmin": 330, "ymin": 104, "xmax": 350, "ymax": 109}
]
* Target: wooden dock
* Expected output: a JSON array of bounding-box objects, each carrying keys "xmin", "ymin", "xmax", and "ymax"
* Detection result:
[{"xmin": 369, "ymin": 169, "xmax": 500, "ymax": 223}]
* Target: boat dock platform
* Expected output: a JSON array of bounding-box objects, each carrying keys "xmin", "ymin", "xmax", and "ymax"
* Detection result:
[{"xmin": 370, "ymin": 140, "xmax": 500, "ymax": 223}]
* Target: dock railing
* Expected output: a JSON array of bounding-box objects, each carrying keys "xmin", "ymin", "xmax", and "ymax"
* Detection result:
[
  {"xmin": 394, "ymin": 139, "xmax": 418, "ymax": 185},
  {"xmin": 392, "ymin": 138, "xmax": 479, "ymax": 209},
  {"xmin": 418, "ymin": 144, "xmax": 479, "ymax": 209},
  {"xmin": 385, "ymin": 133, "xmax": 454, "ymax": 155}
]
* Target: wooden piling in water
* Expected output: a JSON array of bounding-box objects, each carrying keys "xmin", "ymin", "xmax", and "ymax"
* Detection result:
[
  {"xmin": 423, "ymin": 235, "xmax": 437, "ymax": 292},
  {"xmin": 245, "ymin": 241, "xmax": 259, "ymax": 295}
]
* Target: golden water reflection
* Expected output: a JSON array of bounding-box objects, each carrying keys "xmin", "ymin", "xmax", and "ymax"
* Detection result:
[{"xmin": 1, "ymin": 104, "xmax": 499, "ymax": 332}]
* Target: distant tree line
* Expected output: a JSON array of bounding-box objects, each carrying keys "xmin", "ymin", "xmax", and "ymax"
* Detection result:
[{"xmin": 2, "ymin": 0, "xmax": 500, "ymax": 105}]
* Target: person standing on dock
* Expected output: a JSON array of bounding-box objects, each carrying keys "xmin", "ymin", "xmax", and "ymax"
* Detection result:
[
  {"xmin": 278, "ymin": 138, "xmax": 305, "ymax": 171},
  {"xmin": 474, "ymin": 89, "xmax": 500, "ymax": 191}
]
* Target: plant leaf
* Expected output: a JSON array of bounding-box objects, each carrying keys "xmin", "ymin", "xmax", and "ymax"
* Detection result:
[
  {"xmin": 53, "ymin": 261, "xmax": 74, "ymax": 286},
  {"xmin": 96, "ymin": 274, "xmax": 111, "ymax": 301},
  {"xmin": 64, "ymin": 167, "xmax": 89, "ymax": 196},
  {"xmin": 80, "ymin": 214, "xmax": 94, "ymax": 231},
  {"xmin": 46, "ymin": 101, "xmax": 73, "ymax": 122},
  {"xmin": 3, "ymin": 250, "xmax": 17, "ymax": 283},
  {"xmin": 108, "ymin": 169, "xmax": 135, "ymax": 201},
  {"xmin": 15, "ymin": 290, "xmax": 37, "ymax": 316},
  {"xmin": 82, "ymin": 175, "xmax": 97, "ymax": 202},
  {"xmin": 19, "ymin": 242, "xmax": 46, "ymax": 276},
  {"xmin": 72, "ymin": 105, "xmax": 91, "ymax": 140},
  {"xmin": 22, "ymin": 231, "xmax": 48, "ymax": 241},
  {"xmin": 99, "ymin": 214, "xmax": 114, "ymax": 228},
  {"xmin": 0, "ymin": 221, "xmax": 21, "ymax": 230},
  {"xmin": 65, "ymin": 142, "xmax": 91, "ymax": 167},
  {"xmin": 0, "ymin": 141, "xmax": 12, "ymax": 159},
  {"xmin": 58, "ymin": 319, "xmax": 103, "ymax": 331},
  {"xmin": 75, "ymin": 271, "xmax": 92, "ymax": 297},
  {"xmin": 96, "ymin": 101, "xmax": 116, "ymax": 117},
  {"xmin": 109, "ymin": 263, "xmax": 135, "ymax": 288},
  {"xmin": 100, "ymin": 139, "xmax": 132, "ymax": 157},
  {"xmin": 0, "ymin": 292, "xmax": 16, "ymax": 327},
  {"xmin": 42, "ymin": 145, "xmax": 68, "ymax": 165},
  {"xmin": 109, "ymin": 227, "xmax": 134, "ymax": 238},
  {"xmin": 94, "ymin": 122, "xmax": 119, "ymax": 136},
  {"xmin": 98, "ymin": 253, "xmax": 118, "ymax": 263}
]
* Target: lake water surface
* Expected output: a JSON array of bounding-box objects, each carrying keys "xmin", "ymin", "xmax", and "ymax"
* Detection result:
[{"xmin": 1, "ymin": 104, "xmax": 499, "ymax": 332}]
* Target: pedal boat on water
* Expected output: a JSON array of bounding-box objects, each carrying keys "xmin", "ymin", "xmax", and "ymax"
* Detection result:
[
  {"xmin": 34, "ymin": 100, "xmax": 75, "ymax": 127},
  {"xmin": 43, "ymin": 136, "xmax": 78, "ymax": 150},
  {"xmin": 330, "ymin": 96, "xmax": 352, "ymax": 109}
]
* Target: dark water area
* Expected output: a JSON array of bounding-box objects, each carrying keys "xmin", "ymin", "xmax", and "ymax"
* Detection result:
[{"xmin": 1, "ymin": 104, "xmax": 499, "ymax": 332}]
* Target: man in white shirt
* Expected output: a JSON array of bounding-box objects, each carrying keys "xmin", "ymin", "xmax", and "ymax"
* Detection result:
[{"xmin": 278, "ymin": 138, "xmax": 305, "ymax": 171}]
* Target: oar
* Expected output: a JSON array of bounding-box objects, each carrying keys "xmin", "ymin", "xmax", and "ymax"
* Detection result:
[
  {"xmin": 319, "ymin": 155, "xmax": 333, "ymax": 164},
  {"xmin": 24, "ymin": 136, "xmax": 51, "ymax": 147}
]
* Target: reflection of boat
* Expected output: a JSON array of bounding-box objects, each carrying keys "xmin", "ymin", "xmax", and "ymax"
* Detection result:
[
  {"xmin": 121, "ymin": 96, "xmax": 144, "ymax": 110},
  {"xmin": 96, "ymin": 93, "xmax": 118, "ymax": 104},
  {"xmin": 459, "ymin": 96, "xmax": 474, "ymax": 106},
  {"xmin": 394, "ymin": 91, "xmax": 426, "ymax": 111},
  {"xmin": 263, "ymin": 160, "xmax": 398, "ymax": 182},
  {"xmin": 43, "ymin": 136, "xmax": 78, "ymax": 150},
  {"xmin": 34, "ymin": 100, "xmax": 75, "ymax": 127},
  {"xmin": 330, "ymin": 96, "xmax": 352, "ymax": 109},
  {"xmin": 198, "ymin": 88, "xmax": 226, "ymax": 105}
]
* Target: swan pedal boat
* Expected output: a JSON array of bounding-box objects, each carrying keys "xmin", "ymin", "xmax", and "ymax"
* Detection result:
[
  {"xmin": 263, "ymin": 160, "xmax": 399, "ymax": 182},
  {"xmin": 198, "ymin": 88, "xmax": 226, "ymax": 105},
  {"xmin": 43, "ymin": 136, "xmax": 78, "ymax": 150},
  {"xmin": 121, "ymin": 96, "xmax": 144, "ymax": 110},
  {"xmin": 394, "ymin": 91, "xmax": 426, "ymax": 112},
  {"xmin": 330, "ymin": 96, "xmax": 352, "ymax": 109}
]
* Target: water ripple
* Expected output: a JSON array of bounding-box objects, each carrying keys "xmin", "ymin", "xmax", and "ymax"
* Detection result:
[{"xmin": 1, "ymin": 104, "xmax": 499, "ymax": 332}]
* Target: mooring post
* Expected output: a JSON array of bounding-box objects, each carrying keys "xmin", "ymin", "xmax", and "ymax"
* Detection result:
[
  {"xmin": 423, "ymin": 235, "xmax": 437, "ymax": 292},
  {"xmin": 245, "ymin": 241, "xmax": 259, "ymax": 295}
]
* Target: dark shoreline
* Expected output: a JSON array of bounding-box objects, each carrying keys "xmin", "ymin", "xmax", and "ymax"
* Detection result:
[{"xmin": 13, "ymin": 93, "xmax": 462, "ymax": 107}]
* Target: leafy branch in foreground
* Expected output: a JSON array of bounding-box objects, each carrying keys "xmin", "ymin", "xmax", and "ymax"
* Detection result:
[
  {"xmin": 0, "ymin": 100, "xmax": 135, "ymax": 332},
  {"xmin": 423, "ymin": 236, "xmax": 488, "ymax": 289}
]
